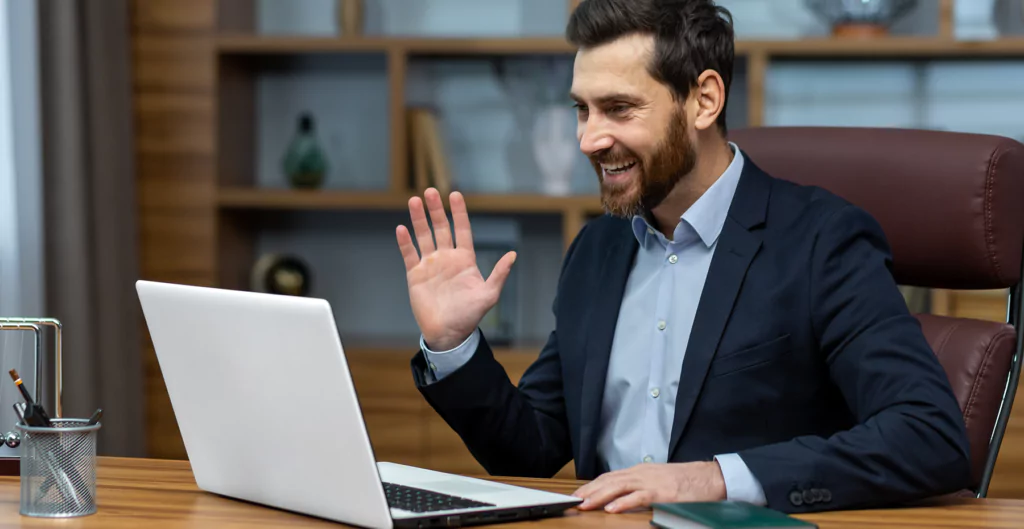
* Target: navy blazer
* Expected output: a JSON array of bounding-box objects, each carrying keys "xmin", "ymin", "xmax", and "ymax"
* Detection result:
[{"xmin": 410, "ymin": 156, "xmax": 971, "ymax": 513}]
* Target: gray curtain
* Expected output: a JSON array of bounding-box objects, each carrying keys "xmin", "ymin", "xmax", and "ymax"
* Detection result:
[{"xmin": 38, "ymin": 0, "xmax": 144, "ymax": 457}]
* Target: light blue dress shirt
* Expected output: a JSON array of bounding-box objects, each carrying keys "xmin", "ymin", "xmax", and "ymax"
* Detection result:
[{"xmin": 420, "ymin": 143, "xmax": 766, "ymax": 506}]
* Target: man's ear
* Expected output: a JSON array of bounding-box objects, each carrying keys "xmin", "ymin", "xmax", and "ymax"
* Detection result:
[{"xmin": 692, "ymin": 70, "xmax": 725, "ymax": 132}]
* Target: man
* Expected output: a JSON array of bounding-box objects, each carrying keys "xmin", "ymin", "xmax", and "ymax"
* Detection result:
[{"xmin": 395, "ymin": 0, "xmax": 971, "ymax": 515}]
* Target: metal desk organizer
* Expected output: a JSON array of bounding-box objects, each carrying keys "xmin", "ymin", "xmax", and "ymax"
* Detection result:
[
  {"xmin": 0, "ymin": 318, "xmax": 63, "ymax": 470},
  {"xmin": 0, "ymin": 318, "xmax": 97, "ymax": 517}
]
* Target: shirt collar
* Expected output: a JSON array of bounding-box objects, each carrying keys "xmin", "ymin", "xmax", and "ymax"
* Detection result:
[{"xmin": 631, "ymin": 142, "xmax": 745, "ymax": 248}]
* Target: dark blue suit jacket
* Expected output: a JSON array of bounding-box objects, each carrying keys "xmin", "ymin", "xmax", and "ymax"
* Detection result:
[{"xmin": 411, "ymin": 155, "xmax": 971, "ymax": 513}]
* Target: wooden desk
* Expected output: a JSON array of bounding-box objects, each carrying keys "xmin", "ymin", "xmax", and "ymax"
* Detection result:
[{"xmin": 0, "ymin": 457, "xmax": 1021, "ymax": 528}]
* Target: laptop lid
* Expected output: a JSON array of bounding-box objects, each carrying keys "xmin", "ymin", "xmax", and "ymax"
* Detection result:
[{"xmin": 136, "ymin": 280, "xmax": 394, "ymax": 529}]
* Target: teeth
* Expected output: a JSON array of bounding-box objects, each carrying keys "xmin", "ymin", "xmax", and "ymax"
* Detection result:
[{"xmin": 602, "ymin": 161, "xmax": 636, "ymax": 172}]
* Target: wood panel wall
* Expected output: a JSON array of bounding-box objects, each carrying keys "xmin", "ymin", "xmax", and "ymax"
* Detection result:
[{"xmin": 133, "ymin": 0, "xmax": 217, "ymax": 459}]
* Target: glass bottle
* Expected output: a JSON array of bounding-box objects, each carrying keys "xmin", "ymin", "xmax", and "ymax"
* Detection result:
[{"xmin": 283, "ymin": 113, "xmax": 328, "ymax": 189}]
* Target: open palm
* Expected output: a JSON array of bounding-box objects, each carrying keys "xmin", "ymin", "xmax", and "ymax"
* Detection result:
[{"xmin": 396, "ymin": 189, "xmax": 516, "ymax": 351}]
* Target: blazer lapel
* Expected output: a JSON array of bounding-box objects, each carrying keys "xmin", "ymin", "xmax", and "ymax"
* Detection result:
[
  {"xmin": 576, "ymin": 233, "xmax": 637, "ymax": 479},
  {"xmin": 667, "ymin": 160, "xmax": 772, "ymax": 459}
]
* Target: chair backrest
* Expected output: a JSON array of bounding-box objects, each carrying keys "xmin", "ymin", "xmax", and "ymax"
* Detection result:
[{"xmin": 729, "ymin": 126, "xmax": 1024, "ymax": 496}]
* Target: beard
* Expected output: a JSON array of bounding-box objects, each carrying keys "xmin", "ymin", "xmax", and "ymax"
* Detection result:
[{"xmin": 591, "ymin": 108, "xmax": 697, "ymax": 219}]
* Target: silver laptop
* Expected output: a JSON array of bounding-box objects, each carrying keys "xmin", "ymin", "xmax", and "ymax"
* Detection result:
[{"xmin": 136, "ymin": 280, "xmax": 581, "ymax": 528}]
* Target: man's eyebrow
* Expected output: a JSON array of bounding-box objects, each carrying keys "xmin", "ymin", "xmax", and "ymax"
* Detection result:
[{"xmin": 569, "ymin": 93, "xmax": 642, "ymax": 105}]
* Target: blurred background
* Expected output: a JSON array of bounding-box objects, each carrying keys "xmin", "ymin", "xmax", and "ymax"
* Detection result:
[{"xmin": 0, "ymin": 0, "xmax": 1022, "ymax": 496}]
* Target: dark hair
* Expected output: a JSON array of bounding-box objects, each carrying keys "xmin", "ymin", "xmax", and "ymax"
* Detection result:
[{"xmin": 566, "ymin": 0, "xmax": 735, "ymax": 134}]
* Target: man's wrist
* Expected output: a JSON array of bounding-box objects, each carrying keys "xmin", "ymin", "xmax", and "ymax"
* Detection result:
[
  {"xmin": 424, "ymin": 334, "xmax": 470, "ymax": 352},
  {"xmin": 708, "ymin": 461, "xmax": 727, "ymax": 501},
  {"xmin": 713, "ymin": 453, "xmax": 767, "ymax": 505}
]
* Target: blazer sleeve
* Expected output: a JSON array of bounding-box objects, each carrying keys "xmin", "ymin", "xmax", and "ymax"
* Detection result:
[
  {"xmin": 737, "ymin": 204, "xmax": 971, "ymax": 513},
  {"xmin": 408, "ymin": 225, "xmax": 590, "ymax": 478}
]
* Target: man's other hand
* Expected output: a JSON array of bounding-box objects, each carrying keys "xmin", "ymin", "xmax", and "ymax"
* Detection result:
[{"xmin": 572, "ymin": 461, "xmax": 727, "ymax": 513}]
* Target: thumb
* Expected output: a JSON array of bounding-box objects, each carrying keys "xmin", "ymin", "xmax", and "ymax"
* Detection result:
[{"xmin": 485, "ymin": 251, "xmax": 517, "ymax": 293}]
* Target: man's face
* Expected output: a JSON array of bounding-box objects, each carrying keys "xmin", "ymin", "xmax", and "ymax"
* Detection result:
[{"xmin": 570, "ymin": 34, "xmax": 697, "ymax": 218}]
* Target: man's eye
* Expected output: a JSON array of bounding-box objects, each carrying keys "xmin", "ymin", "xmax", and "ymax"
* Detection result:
[
  {"xmin": 609, "ymin": 105, "xmax": 628, "ymax": 114},
  {"xmin": 573, "ymin": 103, "xmax": 588, "ymax": 113}
]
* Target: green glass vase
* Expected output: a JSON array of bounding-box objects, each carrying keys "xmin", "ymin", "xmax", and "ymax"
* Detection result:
[{"xmin": 283, "ymin": 113, "xmax": 328, "ymax": 189}]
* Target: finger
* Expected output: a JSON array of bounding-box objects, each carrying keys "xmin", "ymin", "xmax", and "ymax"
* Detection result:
[
  {"xmin": 484, "ymin": 251, "xmax": 517, "ymax": 293},
  {"xmin": 577, "ymin": 480, "xmax": 635, "ymax": 511},
  {"xmin": 573, "ymin": 472, "xmax": 635, "ymax": 510},
  {"xmin": 450, "ymin": 191, "xmax": 474, "ymax": 252},
  {"xmin": 424, "ymin": 188, "xmax": 453, "ymax": 250},
  {"xmin": 573, "ymin": 469, "xmax": 623, "ymax": 500},
  {"xmin": 605, "ymin": 490, "xmax": 654, "ymax": 514},
  {"xmin": 408, "ymin": 196, "xmax": 435, "ymax": 255},
  {"xmin": 396, "ymin": 225, "xmax": 419, "ymax": 271},
  {"xmin": 572, "ymin": 478, "xmax": 601, "ymax": 501}
]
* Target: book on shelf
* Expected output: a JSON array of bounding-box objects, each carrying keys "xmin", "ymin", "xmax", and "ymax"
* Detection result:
[{"xmin": 407, "ymin": 107, "xmax": 452, "ymax": 195}]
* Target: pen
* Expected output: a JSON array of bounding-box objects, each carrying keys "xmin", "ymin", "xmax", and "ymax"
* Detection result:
[
  {"xmin": 86, "ymin": 408, "xmax": 103, "ymax": 426},
  {"xmin": 8, "ymin": 370, "xmax": 51, "ymax": 427},
  {"xmin": 9, "ymin": 369, "xmax": 34, "ymax": 402}
]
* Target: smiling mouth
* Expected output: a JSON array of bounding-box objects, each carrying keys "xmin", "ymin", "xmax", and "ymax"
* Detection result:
[
  {"xmin": 602, "ymin": 160, "xmax": 637, "ymax": 176},
  {"xmin": 601, "ymin": 160, "xmax": 638, "ymax": 184}
]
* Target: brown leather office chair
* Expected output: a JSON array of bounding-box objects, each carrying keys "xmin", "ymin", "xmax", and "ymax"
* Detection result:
[{"xmin": 729, "ymin": 126, "xmax": 1024, "ymax": 497}]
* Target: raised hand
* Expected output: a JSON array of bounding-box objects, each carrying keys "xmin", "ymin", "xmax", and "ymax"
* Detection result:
[{"xmin": 396, "ymin": 188, "xmax": 517, "ymax": 351}]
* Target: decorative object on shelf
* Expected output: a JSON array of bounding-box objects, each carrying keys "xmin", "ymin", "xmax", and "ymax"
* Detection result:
[
  {"xmin": 494, "ymin": 57, "xmax": 577, "ymax": 195},
  {"xmin": 805, "ymin": 0, "xmax": 917, "ymax": 37},
  {"xmin": 407, "ymin": 107, "xmax": 453, "ymax": 195},
  {"xmin": 953, "ymin": 0, "xmax": 999, "ymax": 41},
  {"xmin": 282, "ymin": 112, "xmax": 329, "ymax": 189},
  {"xmin": 250, "ymin": 254, "xmax": 313, "ymax": 297},
  {"xmin": 338, "ymin": 0, "xmax": 364, "ymax": 37},
  {"xmin": 532, "ymin": 104, "xmax": 577, "ymax": 196}
]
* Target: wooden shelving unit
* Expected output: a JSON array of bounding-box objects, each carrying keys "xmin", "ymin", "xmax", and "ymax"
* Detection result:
[{"xmin": 135, "ymin": 0, "xmax": 1021, "ymax": 491}]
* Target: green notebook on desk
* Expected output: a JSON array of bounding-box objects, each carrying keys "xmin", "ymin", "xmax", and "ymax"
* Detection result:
[{"xmin": 651, "ymin": 501, "xmax": 818, "ymax": 529}]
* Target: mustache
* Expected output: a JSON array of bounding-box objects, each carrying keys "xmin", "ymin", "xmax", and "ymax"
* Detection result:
[{"xmin": 590, "ymin": 148, "xmax": 640, "ymax": 166}]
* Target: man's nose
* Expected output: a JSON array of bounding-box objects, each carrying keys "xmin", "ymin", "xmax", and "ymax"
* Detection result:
[{"xmin": 579, "ymin": 123, "xmax": 614, "ymax": 156}]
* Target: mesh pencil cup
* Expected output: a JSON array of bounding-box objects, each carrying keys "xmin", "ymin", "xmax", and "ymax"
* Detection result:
[{"xmin": 16, "ymin": 419, "xmax": 100, "ymax": 517}]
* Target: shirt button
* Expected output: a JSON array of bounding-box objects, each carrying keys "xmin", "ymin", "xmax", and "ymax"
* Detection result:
[
  {"xmin": 651, "ymin": 388, "xmax": 660, "ymax": 398},
  {"xmin": 643, "ymin": 455, "xmax": 653, "ymax": 463},
  {"xmin": 657, "ymin": 320, "xmax": 667, "ymax": 331},
  {"xmin": 647, "ymin": 227, "xmax": 655, "ymax": 235},
  {"xmin": 429, "ymin": 363, "xmax": 437, "ymax": 371},
  {"xmin": 668, "ymin": 254, "xmax": 678, "ymax": 264}
]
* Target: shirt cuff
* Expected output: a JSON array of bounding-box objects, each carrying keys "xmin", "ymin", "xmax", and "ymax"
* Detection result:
[
  {"xmin": 420, "ymin": 329, "xmax": 480, "ymax": 382},
  {"xmin": 714, "ymin": 453, "xmax": 767, "ymax": 506}
]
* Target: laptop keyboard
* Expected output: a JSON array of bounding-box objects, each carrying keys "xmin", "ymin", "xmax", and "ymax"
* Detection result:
[{"xmin": 383, "ymin": 482, "xmax": 496, "ymax": 513}]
